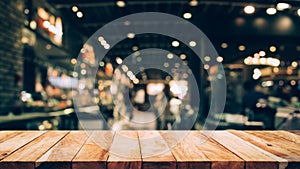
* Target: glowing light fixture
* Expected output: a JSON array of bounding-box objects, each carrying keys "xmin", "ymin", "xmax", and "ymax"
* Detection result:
[
  {"xmin": 297, "ymin": 9, "xmax": 300, "ymax": 16},
  {"xmin": 276, "ymin": 3, "xmax": 291, "ymax": 11},
  {"xmin": 216, "ymin": 56, "xmax": 223, "ymax": 62},
  {"xmin": 98, "ymin": 36, "xmax": 104, "ymax": 42},
  {"xmin": 180, "ymin": 54, "xmax": 187, "ymax": 60},
  {"xmin": 221, "ymin": 43, "xmax": 228, "ymax": 49},
  {"xmin": 253, "ymin": 68, "xmax": 262, "ymax": 80},
  {"xmin": 116, "ymin": 1, "xmax": 126, "ymax": 7},
  {"xmin": 204, "ymin": 56, "xmax": 211, "ymax": 62},
  {"xmin": 127, "ymin": 33, "xmax": 135, "ymax": 39},
  {"xmin": 262, "ymin": 81, "xmax": 274, "ymax": 87},
  {"xmin": 290, "ymin": 80, "xmax": 296, "ymax": 86},
  {"xmin": 116, "ymin": 57, "xmax": 123, "ymax": 64},
  {"xmin": 190, "ymin": 0, "xmax": 198, "ymax": 6},
  {"xmin": 189, "ymin": 41, "xmax": 197, "ymax": 47},
  {"xmin": 72, "ymin": 6, "xmax": 78, "ymax": 12},
  {"xmin": 239, "ymin": 45, "xmax": 246, "ymax": 51},
  {"xmin": 260, "ymin": 58, "xmax": 267, "ymax": 64},
  {"xmin": 99, "ymin": 61, "xmax": 105, "ymax": 67},
  {"xmin": 121, "ymin": 65, "xmax": 128, "ymax": 72},
  {"xmin": 24, "ymin": 9, "xmax": 30, "ymax": 15},
  {"xmin": 71, "ymin": 58, "xmax": 77, "ymax": 64},
  {"xmin": 266, "ymin": 7, "xmax": 277, "ymax": 15},
  {"xmin": 238, "ymin": 45, "xmax": 246, "ymax": 51},
  {"xmin": 104, "ymin": 44, "xmax": 110, "ymax": 49},
  {"xmin": 259, "ymin": 51, "xmax": 266, "ymax": 57},
  {"xmin": 137, "ymin": 57, "xmax": 142, "ymax": 62},
  {"xmin": 287, "ymin": 66, "xmax": 293, "ymax": 75},
  {"xmin": 147, "ymin": 83, "xmax": 165, "ymax": 96},
  {"xmin": 244, "ymin": 5, "xmax": 255, "ymax": 14},
  {"xmin": 204, "ymin": 64, "xmax": 210, "ymax": 70},
  {"xmin": 133, "ymin": 78, "xmax": 139, "ymax": 84},
  {"xmin": 183, "ymin": 12, "xmax": 192, "ymax": 19},
  {"xmin": 76, "ymin": 11, "xmax": 83, "ymax": 18},
  {"xmin": 273, "ymin": 67, "xmax": 279, "ymax": 73},
  {"xmin": 132, "ymin": 46, "xmax": 138, "ymax": 51},
  {"xmin": 172, "ymin": 40, "xmax": 180, "ymax": 47},
  {"xmin": 169, "ymin": 80, "xmax": 188, "ymax": 99},
  {"xmin": 269, "ymin": 46, "xmax": 277, "ymax": 52},
  {"xmin": 45, "ymin": 44, "xmax": 52, "ymax": 50},
  {"xmin": 292, "ymin": 61, "xmax": 298, "ymax": 68},
  {"xmin": 167, "ymin": 53, "xmax": 174, "ymax": 59},
  {"xmin": 30, "ymin": 21, "xmax": 37, "ymax": 30},
  {"xmin": 43, "ymin": 21, "xmax": 50, "ymax": 28},
  {"xmin": 244, "ymin": 56, "xmax": 280, "ymax": 67}
]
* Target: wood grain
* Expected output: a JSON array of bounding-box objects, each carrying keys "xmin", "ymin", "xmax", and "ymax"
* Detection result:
[
  {"xmin": 0, "ymin": 131, "xmax": 69, "ymax": 169},
  {"xmin": 0, "ymin": 130, "xmax": 298, "ymax": 169},
  {"xmin": 160, "ymin": 131, "xmax": 209, "ymax": 169},
  {"xmin": 162, "ymin": 131, "xmax": 244, "ymax": 169},
  {"xmin": 229, "ymin": 130, "xmax": 291, "ymax": 168},
  {"xmin": 107, "ymin": 131, "xmax": 141, "ymax": 169},
  {"xmin": 35, "ymin": 131, "xmax": 89, "ymax": 169},
  {"xmin": 288, "ymin": 130, "xmax": 300, "ymax": 136},
  {"xmin": 0, "ymin": 131, "xmax": 23, "ymax": 143},
  {"xmin": 246, "ymin": 131, "xmax": 300, "ymax": 156},
  {"xmin": 246, "ymin": 131, "xmax": 300, "ymax": 169},
  {"xmin": 204, "ymin": 131, "xmax": 279, "ymax": 169},
  {"xmin": 197, "ymin": 131, "xmax": 244, "ymax": 169},
  {"xmin": 0, "ymin": 131, "xmax": 46, "ymax": 160},
  {"xmin": 275, "ymin": 130, "xmax": 300, "ymax": 144},
  {"xmin": 139, "ymin": 130, "xmax": 176, "ymax": 169},
  {"xmin": 72, "ymin": 131, "xmax": 114, "ymax": 169}
]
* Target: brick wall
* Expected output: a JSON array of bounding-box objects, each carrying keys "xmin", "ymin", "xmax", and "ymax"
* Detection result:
[{"xmin": 0, "ymin": 0, "xmax": 25, "ymax": 114}]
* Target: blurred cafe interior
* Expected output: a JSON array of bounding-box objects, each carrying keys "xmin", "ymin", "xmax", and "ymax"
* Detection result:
[{"xmin": 1, "ymin": 0, "xmax": 300, "ymax": 130}]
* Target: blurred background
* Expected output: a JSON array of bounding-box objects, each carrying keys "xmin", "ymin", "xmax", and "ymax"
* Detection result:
[{"xmin": 1, "ymin": 0, "xmax": 300, "ymax": 130}]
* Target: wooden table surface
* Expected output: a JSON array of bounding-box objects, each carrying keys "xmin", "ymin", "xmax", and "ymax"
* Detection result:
[{"xmin": 0, "ymin": 130, "xmax": 299, "ymax": 169}]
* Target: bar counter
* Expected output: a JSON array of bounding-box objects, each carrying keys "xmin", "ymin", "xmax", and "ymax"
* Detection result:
[{"xmin": 0, "ymin": 130, "xmax": 299, "ymax": 169}]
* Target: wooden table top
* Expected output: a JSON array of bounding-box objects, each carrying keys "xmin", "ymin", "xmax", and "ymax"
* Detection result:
[{"xmin": 0, "ymin": 130, "xmax": 299, "ymax": 169}]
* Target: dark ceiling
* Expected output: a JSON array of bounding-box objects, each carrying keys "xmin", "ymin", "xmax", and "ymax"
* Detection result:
[{"xmin": 47, "ymin": 0, "xmax": 300, "ymax": 65}]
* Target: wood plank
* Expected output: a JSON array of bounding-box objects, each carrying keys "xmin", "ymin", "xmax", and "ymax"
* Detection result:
[
  {"xmin": 246, "ymin": 131, "xmax": 300, "ymax": 156},
  {"xmin": 0, "ymin": 131, "xmax": 46, "ymax": 160},
  {"xmin": 275, "ymin": 131, "xmax": 300, "ymax": 144},
  {"xmin": 0, "ymin": 131, "xmax": 69, "ymax": 169},
  {"xmin": 229, "ymin": 130, "xmax": 292, "ymax": 168},
  {"xmin": 198, "ymin": 131, "xmax": 244, "ymax": 169},
  {"xmin": 160, "ymin": 131, "xmax": 210, "ymax": 169},
  {"xmin": 246, "ymin": 131, "xmax": 300, "ymax": 169},
  {"xmin": 35, "ymin": 131, "xmax": 89, "ymax": 169},
  {"xmin": 107, "ymin": 131, "xmax": 141, "ymax": 169},
  {"xmin": 139, "ymin": 130, "xmax": 176, "ymax": 169},
  {"xmin": 288, "ymin": 130, "xmax": 300, "ymax": 136},
  {"xmin": 161, "ymin": 131, "xmax": 244, "ymax": 169},
  {"xmin": 0, "ymin": 130, "xmax": 299, "ymax": 169},
  {"xmin": 203, "ymin": 131, "xmax": 279, "ymax": 169},
  {"xmin": 72, "ymin": 131, "xmax": 114, "ymax": 169},
  {"xmin": 0, "ymin": 131, "xmax": 23, "ymax": 143}
]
